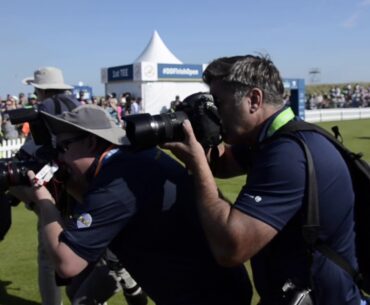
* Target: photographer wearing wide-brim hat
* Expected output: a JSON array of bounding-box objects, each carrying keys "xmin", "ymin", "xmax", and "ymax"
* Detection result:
[
  {"xmin": 39, "ymin": 104, "xmax": 129, "ymax": 194},
  {"xmin": 22, "ymin": 66, "xmax": 78, "ymax": 116},
  {"xmin": 15, "ymin": 66, "xmax": 80, "ymax": 159},
  {"xmin": 20, "ymin": 70, "xmax": 147, "ymax": 305},
  {"xmin": 23, "ymin": 66, "xmax": 73, "ymax": 90},
  {"xmin": 39, "ymin": 105, "xmax": 149, "ymax": 305},
  {"xmin": 22, "ymin": 104, "xmax": 253, "ymax": 305}
]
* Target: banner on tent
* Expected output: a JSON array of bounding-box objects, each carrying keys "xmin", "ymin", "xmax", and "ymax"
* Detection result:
[
  {"xmin": 107, "ymin": 65, "xmax": 134, "ymax": 81},
  {"xmin": 157, "ymin": 64, "xmax": 203, "ymax": 80}
]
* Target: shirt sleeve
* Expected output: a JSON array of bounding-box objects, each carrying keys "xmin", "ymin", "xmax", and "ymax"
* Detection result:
[
  {"xmin": 233, "ymin": 137, "xmax": 307, "ymax": 231},
  {"xmin": 60, "ymin": 178, "xmax": 137, "ymax": 262}
]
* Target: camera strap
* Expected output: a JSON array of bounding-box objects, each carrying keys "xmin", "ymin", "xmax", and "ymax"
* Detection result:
[
  {"xmin": 94, "ymin": 145, "xmax": 118, "ymax": 177},
  {"xmin": 82, "ymin": 145, "xmax": 118, "ymax": 182}
]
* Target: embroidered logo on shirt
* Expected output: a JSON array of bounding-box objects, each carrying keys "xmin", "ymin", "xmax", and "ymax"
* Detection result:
[
  {"xmin": 254, "ymin": 196, "xmax": 262, "ymax": 203},
  {"xmin": 76, "ymin": 213, "xmax": 92, "ymax": 228},
  {"xmin": 245, "ymin": 193, "xmax": 263, "ymax": 203}
]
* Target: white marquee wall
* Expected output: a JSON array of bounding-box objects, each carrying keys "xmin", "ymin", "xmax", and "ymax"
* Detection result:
[
  {"xmin": 106, "ymin": 80, "xmax": 209, "ymax": 114},
  {"xmin": 141, "ymin": 81, "xmax": 209, "ymax": 114}
]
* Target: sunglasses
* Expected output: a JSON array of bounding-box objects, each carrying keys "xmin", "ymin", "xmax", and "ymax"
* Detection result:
[{"xmin": 56, "ymin": 135, "xmax": 86, "ymax": 154}]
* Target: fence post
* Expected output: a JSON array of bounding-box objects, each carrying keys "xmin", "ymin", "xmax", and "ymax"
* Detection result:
[{"xmin": 0, "ymin": 138, "xmax": 26, "ymax": 159}]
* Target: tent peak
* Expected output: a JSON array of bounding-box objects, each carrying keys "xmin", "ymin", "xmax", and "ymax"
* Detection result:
[{"xmin": 134, "ymin": 31, "xmax": 182, "ymax": 64}]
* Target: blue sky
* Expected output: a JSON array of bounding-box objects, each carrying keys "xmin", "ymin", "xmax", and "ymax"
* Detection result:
[{"xmin": 1, "ymin": 0, "xmax": 369, "ymax": 97}]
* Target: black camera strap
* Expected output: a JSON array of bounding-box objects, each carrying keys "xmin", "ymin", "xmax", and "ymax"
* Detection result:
[
  {"xmin": 273, "ymin": 121, "xmax": 361, "ymax": 289},
  {"xmin": 268, "ymin": 132, "xmax": 320, "ymax": 292}
]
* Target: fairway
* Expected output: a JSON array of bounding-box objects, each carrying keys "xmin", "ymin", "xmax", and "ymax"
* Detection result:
[{"xmin": 0, "ymin": 118, "xmax": 369, "ymax": 305}]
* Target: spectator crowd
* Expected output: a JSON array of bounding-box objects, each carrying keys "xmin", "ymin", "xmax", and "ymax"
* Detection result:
[
  {"xmin": 306, "ymin": 83, "xmax": 370, "ymax": 109},
  {"xmin": 2, "ymin": 82, "xmax": 370, "ymax": 142}
]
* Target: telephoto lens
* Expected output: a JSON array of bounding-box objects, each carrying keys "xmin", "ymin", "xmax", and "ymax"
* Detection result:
[
  {"xmin": 124, "ymin": 92, "xmax": 222, "ymax": 151},
  {"xmin": 124, "ymin": 111, "xmax": 188, "ymax": 150},
  {"xmin": 116, "ymin": 267, "xmax": 148, "ymax": 305}
]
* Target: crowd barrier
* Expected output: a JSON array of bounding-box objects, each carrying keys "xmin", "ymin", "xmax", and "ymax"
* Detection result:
[
  {"xmin": 0, "ymin": 138, "xmax": 26, "ymax": 159},
  {"xmin": 305, "ymin": 108, "xmax": 370, "ymax": 123}
]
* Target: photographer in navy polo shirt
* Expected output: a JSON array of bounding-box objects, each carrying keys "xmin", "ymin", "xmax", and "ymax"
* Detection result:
[
  {"xmin": 16, "ymin": 104, "xmax": 252, "ymax": 305},
  {"xmin": 163, "ymin": 55, "xmax": 364, "ymax": 305}
]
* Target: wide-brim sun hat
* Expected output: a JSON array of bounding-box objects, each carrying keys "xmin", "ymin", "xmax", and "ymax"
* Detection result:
[
  {"xmin": 22, "ymin": 66, "xmax": 73, "ymax": 90},
  {"xmin": 40, "ymin": 104, "xmax": 130, "ymax": 146}
]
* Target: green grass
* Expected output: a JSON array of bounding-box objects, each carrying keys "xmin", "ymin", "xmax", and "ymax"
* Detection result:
[{"xmin": 0, "ymin": 119, "xmax": 369, "ymax": 305}]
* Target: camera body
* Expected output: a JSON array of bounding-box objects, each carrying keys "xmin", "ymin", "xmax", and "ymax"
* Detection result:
[
  {"xmin": 0, "ymin": 159, "xmax": 46, "ymax": 191},
  {"xmin": 0, "ymin": 108, "xmax": 59, "ymax": 191},
  {"xmin": 7, "ymin": 107, "xmax": 51, "ymax": 146},
  {"xmin": 124, "ymin": 92, "xmax": 222, "ymax": 150}
]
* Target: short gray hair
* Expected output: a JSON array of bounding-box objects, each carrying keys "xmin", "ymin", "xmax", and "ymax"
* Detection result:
[{"xmin": 203, "ymin": 54, "xmax": 285, "ymax": 106}]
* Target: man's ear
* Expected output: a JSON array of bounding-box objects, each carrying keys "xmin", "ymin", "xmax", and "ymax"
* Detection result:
[{"xmin": 250, "ymin": 88, "xmax": 263, "ymax": 112}]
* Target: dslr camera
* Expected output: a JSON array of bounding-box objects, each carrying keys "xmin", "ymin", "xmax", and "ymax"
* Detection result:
[
  {"xmin": 124, "ymin": 92, "xmax": 222, "ymax": 150},
  {"xmin": 0, "ymin": 158, "xmax": 49, "ymax": 192},
  {"xmin": 0, "ymin": 108, "xmax": 57, "ymax": 240},
  {"xmin": 7, "ymin": 107, "xmax": 52, "ymax": 146},
  {"xmin": 0, "ymin": 156, "xmax": 47, "ymax": 240},
  {"xmin": 0, "ymin": 107, "xmax": 56, "ymax": 191}
]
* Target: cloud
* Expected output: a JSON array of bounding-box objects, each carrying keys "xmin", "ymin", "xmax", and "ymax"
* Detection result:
[
  {"xmin": 342, "ymin": 12, "xmax": 360, "ymax": 28},
  {"xmin": 360, "ymin": 0, "xmax": 370, "ymax": 6},
  {"xmin": 342, "ymin": 0, "xmax": 370, "ymax": 28}
]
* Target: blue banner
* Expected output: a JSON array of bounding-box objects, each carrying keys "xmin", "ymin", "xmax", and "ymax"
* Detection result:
[
  {"xmin": 284, "ymin": 78, "xmax": 305, "ymax": 119},
  {"xmin": 158, "ymin": 64, "xmax": 203, "ymax": 80},
  {"xmin": 108, "ymin": 65, "xmax": 133, "ymax": 81}
]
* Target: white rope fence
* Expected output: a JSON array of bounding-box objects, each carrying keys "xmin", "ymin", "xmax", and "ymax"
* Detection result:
[
  {"xmin": 305, "ymin": 108, "xmax": 370, "ymax": 122},
  {"xmin": 0, "ymin": 138, "xmax": 26, "ymax": 159}
]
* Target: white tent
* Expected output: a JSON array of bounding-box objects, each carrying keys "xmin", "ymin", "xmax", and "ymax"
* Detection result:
[
  {"xmin": 101, "ymin": 31, "xmax": 208, "ymax": 114},
  {"xmin": 134, "ymin": 30, "xmax": 182, "ymax": 64}
]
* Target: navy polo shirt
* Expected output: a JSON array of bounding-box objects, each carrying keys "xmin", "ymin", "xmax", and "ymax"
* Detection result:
[
  {"xmin": 232, "ymin": 108, "xmax": 360, "ymax": 305},
  {"xmin": 60, "ymin": 147, "xmax": 252, "ymax": 305}
]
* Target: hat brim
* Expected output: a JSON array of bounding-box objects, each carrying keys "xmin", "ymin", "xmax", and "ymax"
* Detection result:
[
  {"xmin": 22, "ymin": 77, "xmax": 73, "ymax": 90},
  {"xmin": 40, "ymin": 111, "xmax": 130, "ymax": 146},
  {"xmin": 22, "ymin": 77, "xmax": 34, "ymax": 85}
]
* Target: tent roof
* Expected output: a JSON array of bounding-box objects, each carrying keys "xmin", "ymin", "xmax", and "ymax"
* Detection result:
[{"xmin": 134, "ymin": 30, "xmax": 182, "ymax": 64}]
